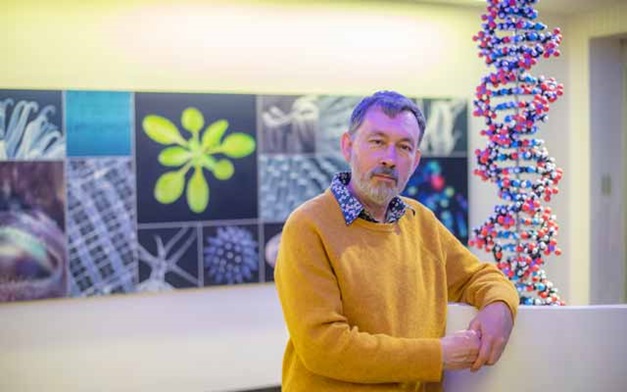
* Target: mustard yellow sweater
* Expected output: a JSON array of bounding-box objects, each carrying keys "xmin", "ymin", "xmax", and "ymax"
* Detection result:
[{"xmin": 274, "ymin": 189, "xmax": 518, "ymax": 392}]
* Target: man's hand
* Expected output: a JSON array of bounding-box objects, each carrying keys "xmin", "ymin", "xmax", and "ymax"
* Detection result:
[
  {"xmin": 440, "ymin": 330, "xmax": 481, "ymax": 370},
  {"xmin": 467, "ymin": 301, "xmax": 514, "ymax": 372}
]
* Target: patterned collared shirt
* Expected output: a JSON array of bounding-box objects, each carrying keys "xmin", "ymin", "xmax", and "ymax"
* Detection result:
[{"xmin": 329, "ymin": 172, "xmax": 412, "ymax": 225}]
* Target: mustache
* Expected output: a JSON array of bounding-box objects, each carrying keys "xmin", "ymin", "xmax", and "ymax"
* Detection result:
[{"xmin": 370, "ymin": 166, "xmax": 398, "ymax": 182}]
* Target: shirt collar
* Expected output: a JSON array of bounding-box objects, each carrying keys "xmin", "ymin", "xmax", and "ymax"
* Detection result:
[{"xmin": 329, "ymin": 171, "xmax": 412, "ymax": 225}]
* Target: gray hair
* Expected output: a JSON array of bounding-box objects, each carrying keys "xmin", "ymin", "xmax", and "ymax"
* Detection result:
[{"xmin": 348, "ymin": 90, "xmax": 426, "ymax": 146}]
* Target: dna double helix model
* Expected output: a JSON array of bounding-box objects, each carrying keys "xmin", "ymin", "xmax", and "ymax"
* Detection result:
[{"xmin": 469, "ymin": 0, "xmax": 564, "ymax": 305}]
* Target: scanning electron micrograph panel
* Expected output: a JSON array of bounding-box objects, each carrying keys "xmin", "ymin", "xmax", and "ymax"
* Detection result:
[
  {"xmin": 402, "ymin": 158, "xmax": 469, "ymax": 244},
  {"xmin": 415, "ymin": 98, "xmax": 468, "ymax": 157},
  {"xmin": 316, "ymin": 95, "xmax": 362, "ymax": 155},
  {"xmin": 0, "ymin": 89, "xmax": 65, "ymax": 160},
  {"xmin": 259, "ymin": 154, "xmax": 349, "ymax": 223},
  {"xmin": 66, "ymin": 158, "xmax": 137, "ymax": 297},
  {"xmin": 258, "ymin": 95, "xmax": 318, "ymax": 154},
  {"xmin": 262, "ymin": 223, "xmax": 284, "ymax": 283},
  {"xmin": 203, "ymin": 224, "xmax": 260, "ymax": 286},
  {"xmin": 0, "ymin": 162, "xmax": 67, "ymax": 302},
  {"xmin": 259, "ymin": 94, "xmax": 361, "ymax": 155},
  {"xmin": 137, "ymin": 226, "xmax": 200, "ymax": 292}
]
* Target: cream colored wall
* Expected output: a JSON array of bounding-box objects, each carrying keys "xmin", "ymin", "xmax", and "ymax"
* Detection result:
[
  {"xmin": 3, "ymin": 0, "xmax": 483, "ymax": 96},
  {"xmin": 2, "ymin": 0, "xmax": 578, "ymax": 301},
  {"xmin": 566, "ymin": 2, "xmax": 627, "ymax": 305}
]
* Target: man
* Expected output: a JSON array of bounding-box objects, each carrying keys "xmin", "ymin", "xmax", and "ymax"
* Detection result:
[{"xmin": 274, "ymin": 91, "xmax": 518, "ymax": 391}]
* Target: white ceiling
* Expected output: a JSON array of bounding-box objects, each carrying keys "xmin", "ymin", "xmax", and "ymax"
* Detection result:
[{"xmin": 410, "ymin": 0, "xmax": 626, "ymax": 15}]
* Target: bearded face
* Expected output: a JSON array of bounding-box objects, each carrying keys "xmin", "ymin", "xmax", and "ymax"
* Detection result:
[{"xmin": 341, "ymin": 107, "xmax": 421, "ymax": 208}]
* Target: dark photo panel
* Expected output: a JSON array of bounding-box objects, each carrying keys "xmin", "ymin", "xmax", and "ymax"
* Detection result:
[
  {"xmin": 402, "ymin": 157, "xmax": 469, "ymax": 244},
  {"xmin": 262, "ymin": 223, "xmax": 284, "ymax": 283},
  {"xmin": 0, "ymin": 161, "xmax": 67, "ymax": 302},
  {"xmin": 259, "ymin": 94, "xmax": 361, "ymax": 156},
  {"xmin": 415, "ymin": 98, "xmax": 468, "ymax": 157},
  {"xmin": 259, "ymin": 154, "xmax": 349, "ymax": 223},
  {"xmin": 258, "ymin": 95, "xmax": 317, "ymax": 154},
  {"xmin": 137, "ymin": 226, "xmax": 200, "ymax": 291},
  {"xmin": 135, "ymin": 92, "xmax": 258, "ymax": 223},
  {"xmin": 0, "ymin": 89, "xmax": 65, "ymax": 160},
  {"xmin": 316, "ymin": 95, "xmax": 361, "ymax": 155},
  {"xmin": 66, "ymin": 158, "xmax": 137, "ymax": 297},
  {"xmin": 202, "ymin": 224, "xmax": 260, "ymax": 286}
]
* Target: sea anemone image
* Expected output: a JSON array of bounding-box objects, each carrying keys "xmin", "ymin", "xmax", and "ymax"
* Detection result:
[
  {"xmin": 204, "ymin": 226, "xmax": 259, "ymax": 285},
  {"xmin": 0, "ymin": 98, "xmax": 65, "ymax": 160}
]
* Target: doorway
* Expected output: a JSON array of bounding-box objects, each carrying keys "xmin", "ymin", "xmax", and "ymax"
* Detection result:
[{"xmin": 589, "ymin": 35, "xmax": 627, "ymax": 304}]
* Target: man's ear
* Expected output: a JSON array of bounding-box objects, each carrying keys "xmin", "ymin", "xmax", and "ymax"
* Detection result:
[{"xmin": 340, "ymin": 132, "xmax": 353, "ymax": 163}]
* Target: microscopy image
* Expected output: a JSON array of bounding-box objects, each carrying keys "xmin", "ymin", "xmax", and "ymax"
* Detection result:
[
  {"xmin": 65, "ymin": 90, "xmax": 132, "ymax": 157},
  {"xmin": 137, "ymin": 226, "xmax": 200, "ymax": 291},
  {"xmin": 259, "ymin": 154, "xmax": 349, "ymax": 222},
  {"xmin": 262, "ymin": 223, "xmax": 284, "ymax": 283},
  {"xmin": 0, "ymin": 89, "xmax": 65, "ymax": 160},
  {"xmin": 135, "ymin": 92, "xmax": 258, "ymax": 223},
  {"xmin": 316, "ymin": 95, "xmax": 362, "ymax": 155},
  {"xmin": 259, "ymin": 94, "xmax": 362, "ymax": 155},
  {"xmin": 66, "ymin": 158, "xmax": 137, "ymax": 297},
  {"xmin": 402, "ymin": 158, "xmax": 469, "ymax": 244},
  {"xmin": 0, "ymin": 161, "xmax": 67, "ymax": 302},
  {"xmin": 416, "ymin": 98, "xmax": 468, "ymax": 157},
  {"xmin": 259, "ymin": 95, "xmax": 318, "ymax": 153},
  {"xmin": 203, "ymin": 224, "xmax": 260, "ymax": 286}
]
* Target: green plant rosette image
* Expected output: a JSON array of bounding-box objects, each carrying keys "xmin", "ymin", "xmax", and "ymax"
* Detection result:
[{"xmin": 143, "ymin": 107, "xmax": 256, "ymax": 213}]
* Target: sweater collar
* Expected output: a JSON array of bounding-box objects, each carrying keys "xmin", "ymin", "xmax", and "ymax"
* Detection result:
[{"xmin": 330, "ymin": 171, "xmax": 411, "ymax": 225}]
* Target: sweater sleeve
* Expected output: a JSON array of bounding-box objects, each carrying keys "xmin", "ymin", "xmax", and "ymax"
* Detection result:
[
  {"xmin": 274, "ymin": 210, "xmax": 443, "ymax": 384},
  {"xmin": 438, "ymin": 219, "xmax": 519, "ymax": 319}
]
